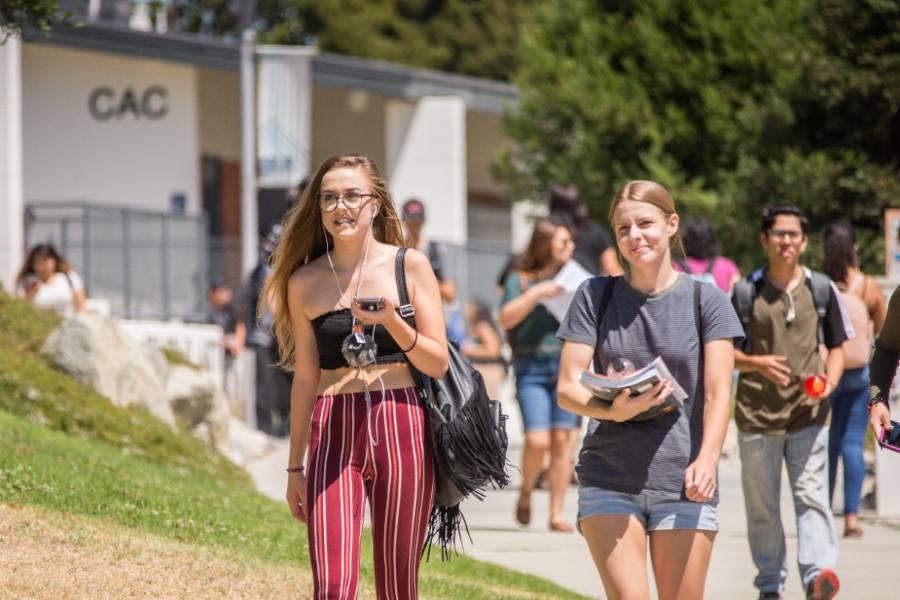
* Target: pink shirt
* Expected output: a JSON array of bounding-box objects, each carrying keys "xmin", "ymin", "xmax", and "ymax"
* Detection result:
[{"xmin": 673, "ymin": 256, "xmax": 740, "ymax": 293}]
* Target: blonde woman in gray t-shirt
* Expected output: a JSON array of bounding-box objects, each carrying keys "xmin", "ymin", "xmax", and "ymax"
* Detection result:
[{"xmin": 557, "ymin": 180, "xmax": 743, "ymax": 600}]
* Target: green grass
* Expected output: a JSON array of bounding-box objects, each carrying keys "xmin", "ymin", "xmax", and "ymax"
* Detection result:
[
  {"xmin": 161, "ymin": 347, "xmax": 201, "ymax": 370},
  {"xmin": 0, "ymin": 289, "xmax": 584, "ymax": 599},
  {"xmin": 0, "ymin": 291, "xmax": 242, "ymax": 481}
]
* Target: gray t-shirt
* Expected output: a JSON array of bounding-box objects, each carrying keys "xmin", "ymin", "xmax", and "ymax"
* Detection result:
[{"xmin": 557, "ymin": 274, "xmax": 744, "ymax": 500}]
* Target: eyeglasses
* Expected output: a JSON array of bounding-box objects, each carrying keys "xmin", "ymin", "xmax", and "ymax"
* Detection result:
[
  {"xmin": 319, "ymin": 192, "xmax": 376, "ymax": 212},
  {"xmin": 767, "ymin": 228, "xmax": 804, "ymax": 242}
]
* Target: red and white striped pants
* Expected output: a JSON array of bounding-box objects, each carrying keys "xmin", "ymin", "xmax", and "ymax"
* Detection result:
[{"xmin": 306, "ymin": 386, "xmax": 435, "ymax": 599}]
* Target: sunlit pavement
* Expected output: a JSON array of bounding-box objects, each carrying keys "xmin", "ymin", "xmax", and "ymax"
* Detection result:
[{"xmin": 246, "ymin": 398, "xmax": 900, "ymax": 599}]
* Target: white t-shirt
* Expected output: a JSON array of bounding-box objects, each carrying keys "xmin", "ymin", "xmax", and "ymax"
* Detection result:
[{"xmin": 18, "ymin": 271, "xmax": 84, "ymax": 316}]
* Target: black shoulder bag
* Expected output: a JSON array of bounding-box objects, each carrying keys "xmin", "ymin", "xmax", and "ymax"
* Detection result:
[{"xmin": 395, "ymin": 248, "xmax": 510, "ymax": 559}]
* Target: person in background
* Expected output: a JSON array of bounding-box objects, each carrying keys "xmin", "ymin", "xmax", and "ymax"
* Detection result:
[
  {"xmin": 461, "ymin": 298, "xmax": 507, "ymax": 401},
  {"xmin": 673, "ymin": 216, "xmax": 742, "ymax": 294},
  {"xmin": 15, "ymin": 243, "xmax": 86, "ymax": 317},
  {"xmin": 207, "ymin": 277, "xmax": 246, "ymax": 406},
  {"xmin": 732, "ymin": 205, "xmax": 850, "ymax": 600},
  {"xmin": 402, "ymin": 198, "xmax": 456, "ymax": 303},
  {"xmin": 500, "ymin": 217, "xmax": 580, "ymax": 533},
  {"xmin": 208, "ymin": 277, "xmax": 246, "ymax": 357},
  {"xmin": 239, "ymin": 178, "xmax": 310, "ymax": 437},
  {"xmin": 402, "ymin": 198, "xmax": 466, "ymax": 343},
  {"xmin": 548, "ymin": 183, "xmax": 623, "ymax": 277},
  {"xmin": 821, "ymin": 221, "xmax": 886, "ymax": 538},
  {"xmin": 868, "ymin": 285, "xmax": 899, "ymax": 446}
]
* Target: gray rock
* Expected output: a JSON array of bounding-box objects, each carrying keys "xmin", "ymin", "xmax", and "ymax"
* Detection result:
[
  {"xmin": 222, "ymin": 416, "xmax": 274, "ymax": 466},
  {"xmin": 165, "ymin": 364, "xmax": 230, "ymax": 450},
  {"xmin": 42, "ymin": 314, "xmax": 175, "ymax": 426}
]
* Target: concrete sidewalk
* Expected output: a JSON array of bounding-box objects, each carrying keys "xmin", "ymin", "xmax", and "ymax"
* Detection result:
[{"xmin": 246, "ymin": 428, "xmax": 900, "ymax": 600}]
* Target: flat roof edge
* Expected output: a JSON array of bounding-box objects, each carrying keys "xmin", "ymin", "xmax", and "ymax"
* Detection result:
[
  {"xmin": 30, "ymin": 22, "xmax": 241, "ymax": 70},
  {"xmin": 25, "ymin": 26, "xmax": 520, "ymax": 112},
  {"xmin": 311, "ymin": 52, "xmax": 519, "ymax": 114}
]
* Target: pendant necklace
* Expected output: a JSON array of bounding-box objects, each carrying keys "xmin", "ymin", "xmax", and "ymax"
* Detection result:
[
  {"xmin": 324, "ymin": 222, "xmax": 377, "ymax": 368},
  {"xmin": 323, "ymin": 219, "xmax": 384, "ymax": 447}
]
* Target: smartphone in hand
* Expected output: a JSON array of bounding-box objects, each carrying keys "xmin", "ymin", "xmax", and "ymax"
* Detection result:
[
  {"xmin": 353, "ymin": 296, "xmax": 385, "ymax": 311},
  {"xmin": 879, "ymin": 420, "xmax": 900, "ymax": 453}
]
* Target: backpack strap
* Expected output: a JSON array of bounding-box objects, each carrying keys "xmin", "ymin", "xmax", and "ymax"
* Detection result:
[
  {"xmin": 694, "ymin": 280, "xmax": 703, "ymax": 349},
  {"xmin": 395, "ymin": 247, "xmax": 412, "ymax": 309},
  {"xmin": 704, "ymin": 256, "xmax": 717, "ymax": 275},
  {"xmin": 733, "ymin": 268, "xmax": 765, "ymax": 353},
  {"xmin": 592, "ymin": 276, "xmax": 619, "ymax": 370},
  {"xmin": 803, "ymin": 267, "xmax": 830, "ymax": 345},
  {"xmin": 595, "ymin": 277, "xmax": 618, "ymax": 328},
  {"xmin": 395, "ymin": 248, "xmax": 428, "ymax": 394}
]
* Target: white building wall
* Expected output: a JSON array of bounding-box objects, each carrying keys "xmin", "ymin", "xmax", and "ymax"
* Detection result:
[
  {"xmin": 0, "ymin": 37, "xmax": 24, "ymax": 290},
  {"xmin": 385, "ymin": 96, "xmax": 467, "ymax": 245},
  {"xmin": 311, "ymin": 86, "xmax": 387, "ymax": 171},
  {"xmin": 197, "ymin": 68, "xmax": 241, "ymax": 161},
  {"xmin": 22, "ymin": 44, "xmax": 200, "ymax": 214},
  {"xmin": 466, "ymin": 110, "xmax": 508, "ymax": 197},
  {"xmin": 511, "ymin": 199, "xmax": 547, "ymax": 253}
]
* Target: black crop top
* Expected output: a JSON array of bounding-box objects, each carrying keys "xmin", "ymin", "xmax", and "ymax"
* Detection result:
[{"xmin": 311, "ymin": 249, "xmax": 416, "ymax": 370}]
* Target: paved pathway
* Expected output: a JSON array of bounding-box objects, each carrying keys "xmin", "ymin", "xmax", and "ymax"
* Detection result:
[{"xmin": 246, "ymin": 409, "xmax": 900, "ymax": 599}]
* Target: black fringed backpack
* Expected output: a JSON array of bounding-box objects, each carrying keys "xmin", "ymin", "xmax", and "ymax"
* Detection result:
[{"xmin": 395, "ymin": 248, "xmax": 511, "ymax": 559}]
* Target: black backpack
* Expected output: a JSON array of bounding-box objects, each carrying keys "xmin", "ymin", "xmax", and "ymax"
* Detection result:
[{"xmin": 395, "ymin": 248, "xmax": 510, "ymax": 558}]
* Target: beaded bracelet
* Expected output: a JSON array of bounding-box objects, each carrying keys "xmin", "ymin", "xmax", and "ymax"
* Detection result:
[{"xmin": 286, "ymin": 466, "xmax": 305, "ymax": 473}]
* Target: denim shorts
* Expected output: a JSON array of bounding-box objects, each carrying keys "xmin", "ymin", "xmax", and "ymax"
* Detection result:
[
  {"xmin": 514, "ymin": 355, "xmax": 580, "ymax": 432},
  {"xmin": 577, "ymin": 486, "xmax": 718, "ymax": 533}
]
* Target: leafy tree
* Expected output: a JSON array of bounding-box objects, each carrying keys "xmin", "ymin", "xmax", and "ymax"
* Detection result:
[
  {"xmin": 1, "ymin": 0, "xmax": 69, "ymax": 40},
  {"xmin": 499, "ymin": 0, "xmax": 900, "ymax": 273},
  {"xmin": 173, "ymin": 0, "xmax": 534, "ymax": 80}
]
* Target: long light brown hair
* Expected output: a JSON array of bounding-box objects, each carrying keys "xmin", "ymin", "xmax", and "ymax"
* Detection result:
[
  {"xmin": 265, "ymin": 154, "xmax": 405, "ymax": 369},
  {"xmin": 514, "ymin": 217, "xmax": 571, "ymax": 279},
  {"xmin": 608, "ymin": 180, "xmax": 685, "ymax": 256}
]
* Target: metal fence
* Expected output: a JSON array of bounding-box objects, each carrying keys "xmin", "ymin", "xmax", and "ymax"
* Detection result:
[
  {"xmin": 25, "ymin": 202, "xmax": 209, "ymax": 320},
  {"xmin": 442, "ymin": 239, "xmax": 512, "ymax": 307},
  {"xmin": 209, "ymin": 236, "xmax": 244, "ymax": 296}
]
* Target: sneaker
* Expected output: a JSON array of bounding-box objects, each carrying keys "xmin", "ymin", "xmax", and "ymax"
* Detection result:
[
  {"xmin": 759, "ymin": 593, "xmax": 782, "ymax": 600},
  {"xmin": 807, "ymin": 568, "xmax": 840, "ymax": 600}
]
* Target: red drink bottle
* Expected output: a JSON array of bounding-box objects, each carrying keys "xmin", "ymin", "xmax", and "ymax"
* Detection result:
[{"xmin": 804, "ymin": 374, "xmax": 827, "ymax": 398}]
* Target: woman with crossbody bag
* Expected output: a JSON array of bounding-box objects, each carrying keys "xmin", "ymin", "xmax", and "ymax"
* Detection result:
[
  {"xmin": 556, "ymin": 181, "xmax": 743, "ymax": 599},
  {"xmin": 822, "ymin": 221, "xmax": 886, "ymax": 538},
  {"xmin": 266, "ymin": 154, "xmax": 448, "ymax": 599}
]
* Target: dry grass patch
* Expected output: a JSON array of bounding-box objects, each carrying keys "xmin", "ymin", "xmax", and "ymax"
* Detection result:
[{"xmin": 0, "ymin": 503, "xmax": 346, "ymax": 599}]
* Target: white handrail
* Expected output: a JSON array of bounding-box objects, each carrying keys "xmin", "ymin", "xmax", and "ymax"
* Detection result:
[{"xmin": 120, "ymin": 319, "xmax": 225, "ymax": 389}]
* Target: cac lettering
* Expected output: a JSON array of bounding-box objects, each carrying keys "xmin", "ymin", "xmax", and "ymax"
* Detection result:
[{"xmin": 88, "ymin": 86, "xmax": 169, "ymax": 121}]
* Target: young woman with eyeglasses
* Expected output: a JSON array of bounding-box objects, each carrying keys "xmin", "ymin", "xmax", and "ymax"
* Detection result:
[
  {"xmin": 265, "ymin": 154, "xmax": 448, "ymax": 599},
  {"xmin": 556, "ymin": 181, "xmax": 743, "ymax": 599},
  {"xmin": 499, "ymin": 217, "xmax": 581, "ymax": 533}
]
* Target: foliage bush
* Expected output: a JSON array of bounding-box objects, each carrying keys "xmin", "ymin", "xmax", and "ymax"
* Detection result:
[{"xmin": 499, "ymin": 0, "xmax": 900, "ymax": 274}]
